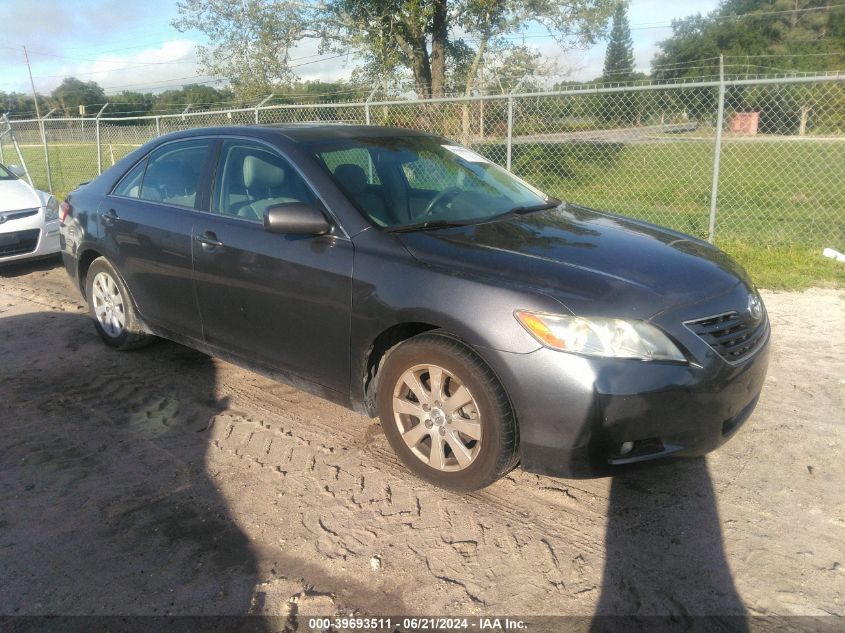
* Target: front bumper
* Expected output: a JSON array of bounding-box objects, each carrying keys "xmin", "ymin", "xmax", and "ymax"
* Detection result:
[
  {"xmin": 0, "ymin": 212, "xmax": 60, "ymax": 264},
  {"xmin": 476, "ymin": 300, "xmax": 770, "ymax": 478}
]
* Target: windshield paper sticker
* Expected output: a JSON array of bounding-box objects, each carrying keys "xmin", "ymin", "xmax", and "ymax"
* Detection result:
[{"xmin": 442, "ymin": 145, "xmax": 491, "ymax": 163}]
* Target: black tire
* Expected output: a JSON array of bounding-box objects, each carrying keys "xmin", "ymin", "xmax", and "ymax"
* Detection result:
[
  {"xmin": 85, "ymin": 257, "xmax": 153, "ymax": 351},
  {"xmin": 376, "ymin": 333, "xmax": 518, "ymax": 491}
]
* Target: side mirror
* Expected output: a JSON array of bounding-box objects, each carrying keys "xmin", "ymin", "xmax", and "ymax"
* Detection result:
[
  {"xmin": 7, "ymin": 164, "xmax": 26, "ymax": 178},
  {"xmin": 264, "ymin": 203, "xmax": 332, "ymax": 236}
]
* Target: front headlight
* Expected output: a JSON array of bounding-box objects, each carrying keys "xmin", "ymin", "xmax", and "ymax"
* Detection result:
[
  {"xmin": 44, "ymin": 195, "xmax": 59, "ymax": 221},
  {"xmin": 515, "ymin": 310, "xmax": 686, "ymax": 362}
]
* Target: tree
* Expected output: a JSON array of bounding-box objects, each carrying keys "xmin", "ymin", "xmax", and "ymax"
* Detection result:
[
  {"xmin": 598, "ymin": 3, "xmax": 638, "ymax": 125},
  {"xmin": 174, "ymin": 0, "xmax": 314, "ymax": 99},
  {"xmin": 652, "ymin": 0, "xmax": 845, "ymax": 80},
  {"xmin": 321, "ymin": 0, "xmax": 446, "ymax": 99},
  {"xmin": 652, "ymin": 1, "xmax": 845, "ymax": 133},
  {"xmin": 174, "ymin": 0, "xmax": 615, "ymax": 100},
  {"xmin": 50, "ymin": 77, "xmax": 106, "ymax": 116},
  {"xmin": 153, "ymin": 84, "xmax": 237, "ymax": 112},
  {"xmin": 486, "ymin": 46, "xmax": 555, "ymax": 94},
  {"xmin": 108, "ymin": 91, "xmax": 154, "ymax": 118},
  {"xmin": 602, "ymin": 2, "xmax": 634, "ymax": 83},
  {"xmin": 0, "ymin": 92, "xmax": 38, "ymax": 118}
]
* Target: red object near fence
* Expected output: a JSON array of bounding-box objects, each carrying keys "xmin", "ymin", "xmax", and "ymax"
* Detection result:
[{"xmin": 730, "ymin": 112, "xmax": 759, "ymax": 135}]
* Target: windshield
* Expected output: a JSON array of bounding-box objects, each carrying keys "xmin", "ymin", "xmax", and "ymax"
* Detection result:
[
  {"xmin": 307, "ymin": 135, "xmax": 553, "ymax": 229},
  {"xmin": 0, "ymin": 164, "xmax": 18, "ymax": 180}
]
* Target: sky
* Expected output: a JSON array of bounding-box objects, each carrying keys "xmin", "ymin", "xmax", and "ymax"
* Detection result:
[{"xmin": 0, "ymin": 0, "xmax": 722, "ymax": 98}]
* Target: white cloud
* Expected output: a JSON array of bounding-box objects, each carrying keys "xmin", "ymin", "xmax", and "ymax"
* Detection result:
[
  {"xmin": 278, "ymin": 39, "xmax": 359, "ymax": 84},
  {"xmin": 37, "ymin": 39, "xmax": 210, "ymax": 94},
  {"xmin": 45, "ymin": 37, "xmax": 360, "ymax": 95}
]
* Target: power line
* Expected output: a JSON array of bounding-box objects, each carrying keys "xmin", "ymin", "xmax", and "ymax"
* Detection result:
[
  {"xmin": 467, "ymin": 2, "xmax": 845, "ymax": 39},
  {"xmin": 630, "ymin": 3, "xmax": 845, "ymax": 29},
  {"xmin": 31, "ymin": 61, "xmax": 197, "ymax": 81},
  {"xmin": 13, "ymin": 50, "xmax": 358, "ymax": 98},
  {"xmin": 27, "ymin": 48, "xmax": 340, "ymax": 81},
  {"xmin": 727, "ymin": 52, "xmax": 845, "ymax": 59},
  {"xmin": 0, "ymin": 44, "xmax": 190, "ymax": 65}
]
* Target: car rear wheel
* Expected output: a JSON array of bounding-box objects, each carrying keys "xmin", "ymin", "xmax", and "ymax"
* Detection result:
[
  {"xmin": 85, "ymin": 257, "xmax": 153, "ymax": 350},
  {"xmin": 376, "ymin": 333, "xmax": 518, "ymax": 491}
]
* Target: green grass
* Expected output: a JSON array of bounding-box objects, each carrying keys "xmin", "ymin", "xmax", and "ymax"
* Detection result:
[
  {"xmin": 477, "ymin": 138, "xmax": 845, "ymax": 289},
  {"xmin": 14, "ymin": 142, "xmax": 138, "ymax": 202},
  {"xmin": 10, "ymin": 138, "xmax": 845, "ymax": 290},
  {"xmin": 719, "ymin": 241, "xmax": 845, "ymax": 289}
]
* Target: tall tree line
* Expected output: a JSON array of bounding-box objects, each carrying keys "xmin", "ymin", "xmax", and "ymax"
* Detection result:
[
  {"xmin": 653, "ymin": 0, "xmax": 845, "ymax": 79},
  {"xmin": 0, "ymin": 78, "xmax": 370, "ymax": 119},
  {"xmin": 173, "ymin": 0, "xmax": 616, "ymax": 100}
]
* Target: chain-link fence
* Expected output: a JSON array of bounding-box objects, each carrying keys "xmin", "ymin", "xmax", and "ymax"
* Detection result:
[{"xmin": 2, "ymin": 75, "xmax": 843, "ymax": 283}]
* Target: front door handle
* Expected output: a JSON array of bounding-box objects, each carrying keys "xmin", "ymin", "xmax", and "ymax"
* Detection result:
[
  {"xmin": 102, "ymin": 209, "xmax": 118, "ymax": 224},
  {"xmin": 195, "ymin": 231, "xmax": 224, "ymax": 248}
]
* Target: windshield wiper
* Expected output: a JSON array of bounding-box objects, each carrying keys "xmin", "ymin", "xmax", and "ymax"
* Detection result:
[
  {"xmin": 384, "ymin": 219, "xmax": 471, "ymax": 233},
  {"xmin": 384, "ymin": 198, "xmax": 562, "ymax": 234},
  {"xmin": 480, "ymin": 198, "xmax": 562, "ymax": 224}
]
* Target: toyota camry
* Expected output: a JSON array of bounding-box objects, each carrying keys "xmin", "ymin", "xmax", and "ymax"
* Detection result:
[{"xmin": 59, "ymin": 125, "xmax": 769, "ymax": 490}]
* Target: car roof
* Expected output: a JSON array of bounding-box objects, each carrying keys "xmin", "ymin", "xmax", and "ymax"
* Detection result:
[
  {"xmin": 163, "ymin": 123, "xmax": 437, "ymax": 144},
  {"xmin": 260, "ymin": 123, "xmax": 435, "ymax": 142},
  {"xmin": 159, "ymin": 122, "xmax": 433, "ymax": 143}
]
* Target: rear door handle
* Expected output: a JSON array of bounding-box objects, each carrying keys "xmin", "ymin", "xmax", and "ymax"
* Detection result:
[
  {"xmin": 195, "ymin": 231, "xmax": 224, "ymax": 248},
  {"xmin": 102, "ymin": 209, "xmax": 118, "ymax": 224}
]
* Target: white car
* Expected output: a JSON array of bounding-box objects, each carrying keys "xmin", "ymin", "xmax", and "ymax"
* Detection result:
[{"xmin": 0, "ymin": 163, "xmax": 60, "ymax": 263}]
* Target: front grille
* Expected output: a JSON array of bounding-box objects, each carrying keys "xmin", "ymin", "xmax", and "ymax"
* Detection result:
[
  {"xmin": 0, "ymin": 208, "xmax": 39, "ymax": 223},
  {"xmin": 0, "ymin": 229, "xmax": 40, "ymax": 257},
  {"xmin": 685, "ymin": 311, "xmax": 768, "ymax": 364}
]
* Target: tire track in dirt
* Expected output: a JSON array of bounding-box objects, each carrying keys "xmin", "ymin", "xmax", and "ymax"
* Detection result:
[
  {"xmin": 6, "ymin": 264, "xmax": 842, "ymax": 616},
  {"xmin": 3, "ymin": 272, "xmax": 608, "ymax": 610},
  {"xmin": 49, "ymin": 355, "xmax": 608, "ymax": 610}
]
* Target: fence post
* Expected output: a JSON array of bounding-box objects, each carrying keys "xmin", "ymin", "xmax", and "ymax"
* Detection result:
[
  {"xmin": 95, "ymin": 103, "xmax": 109, "ymax": 175},
  {"xmin": 155, "ymin": 116, "xmax": 161, "ymax": 137},
  {"xmin": 254, "ymin": 94, "xmax": 274, "ymax": 124},
  {"xmin": 506, "ymin": 95, "xmax": 514, "ymax": 171},
  {"xmin": 365, "ymin": 86, "xmax": 378, "ymax": 125},
  {"xmin": 40, "ymin": 108, "xmax": 56, "ymax": 193},
  {"xmin": 708, "ymin": 56, "xmax": 725, "ymax": 243}
]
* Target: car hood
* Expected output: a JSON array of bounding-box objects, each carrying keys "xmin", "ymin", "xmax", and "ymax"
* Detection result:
[
  {"xmin": 396, "ymin": 204, "xmax": 752, "ymax": 319},
  {"xmin": 0, "ymin": 178, "xmax": 42, "ymax": 212}
]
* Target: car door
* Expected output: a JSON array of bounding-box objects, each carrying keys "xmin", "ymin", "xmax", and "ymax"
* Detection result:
[
  {"xmin": 103, "ymin": 137, "xmax": 213, "ymax": 342},
  {"xmin": 192, "ymin": 138, "xmax": 354, "ymax": 393}
]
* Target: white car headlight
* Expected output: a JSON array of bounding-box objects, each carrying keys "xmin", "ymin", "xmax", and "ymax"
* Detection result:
[
  {"xmin": 515, "ymin": 310, "xmax": 686, "ymax": 362},
  {"xmin": 44, "ymin": 195, "xmax": 59, "ymax": 221}
]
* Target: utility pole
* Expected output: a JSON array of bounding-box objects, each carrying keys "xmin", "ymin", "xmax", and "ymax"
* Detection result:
[
  {"xmin": 23, "ymin": 46, "xmax": 41, "ymax": 120},
  {"xmin": 23, "ymin": 45, "xmax": 53, "ymax": 192}
]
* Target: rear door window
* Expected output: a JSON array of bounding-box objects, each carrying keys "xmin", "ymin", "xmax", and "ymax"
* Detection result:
[
  {"xmin": 112, "ymin": 159, "xmax": 147, "ymax": 198},
  {"xmin": 135, "ymin": 139, "xmax": 211, "ymax": 208}
]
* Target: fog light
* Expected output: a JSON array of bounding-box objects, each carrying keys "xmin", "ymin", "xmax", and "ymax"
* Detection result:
[{"xmin": 619, "ymin": 441, "xmax": 634, "ymax": 455}]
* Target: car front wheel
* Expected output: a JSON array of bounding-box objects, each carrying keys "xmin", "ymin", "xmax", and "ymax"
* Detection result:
[
  {"xmin": 376, "ymin": 333, "xmax": 518, "ymax": 491},
  {"xmin": 85, "ymin": 257, "xmax": 153, "ymax": 350}
]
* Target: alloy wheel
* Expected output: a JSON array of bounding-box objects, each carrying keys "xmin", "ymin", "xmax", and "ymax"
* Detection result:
[
  {"xmin": 392, "ymin": 363, "xmax": 482, "ymax": 472},
  {"xmin": 91, "ymin": 271, "xmax": 126, "ymax": 338}
]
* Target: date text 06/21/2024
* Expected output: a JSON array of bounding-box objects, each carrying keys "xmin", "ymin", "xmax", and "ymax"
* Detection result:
[{"xmin": 306, "ymin": 617, "xmax": 528, "ymax": 631}]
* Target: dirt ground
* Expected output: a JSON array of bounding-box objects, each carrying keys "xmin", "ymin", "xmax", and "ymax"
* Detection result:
[{"xmin": 0, "ymin": 257, "xmax": 843, "ymax": 621}]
